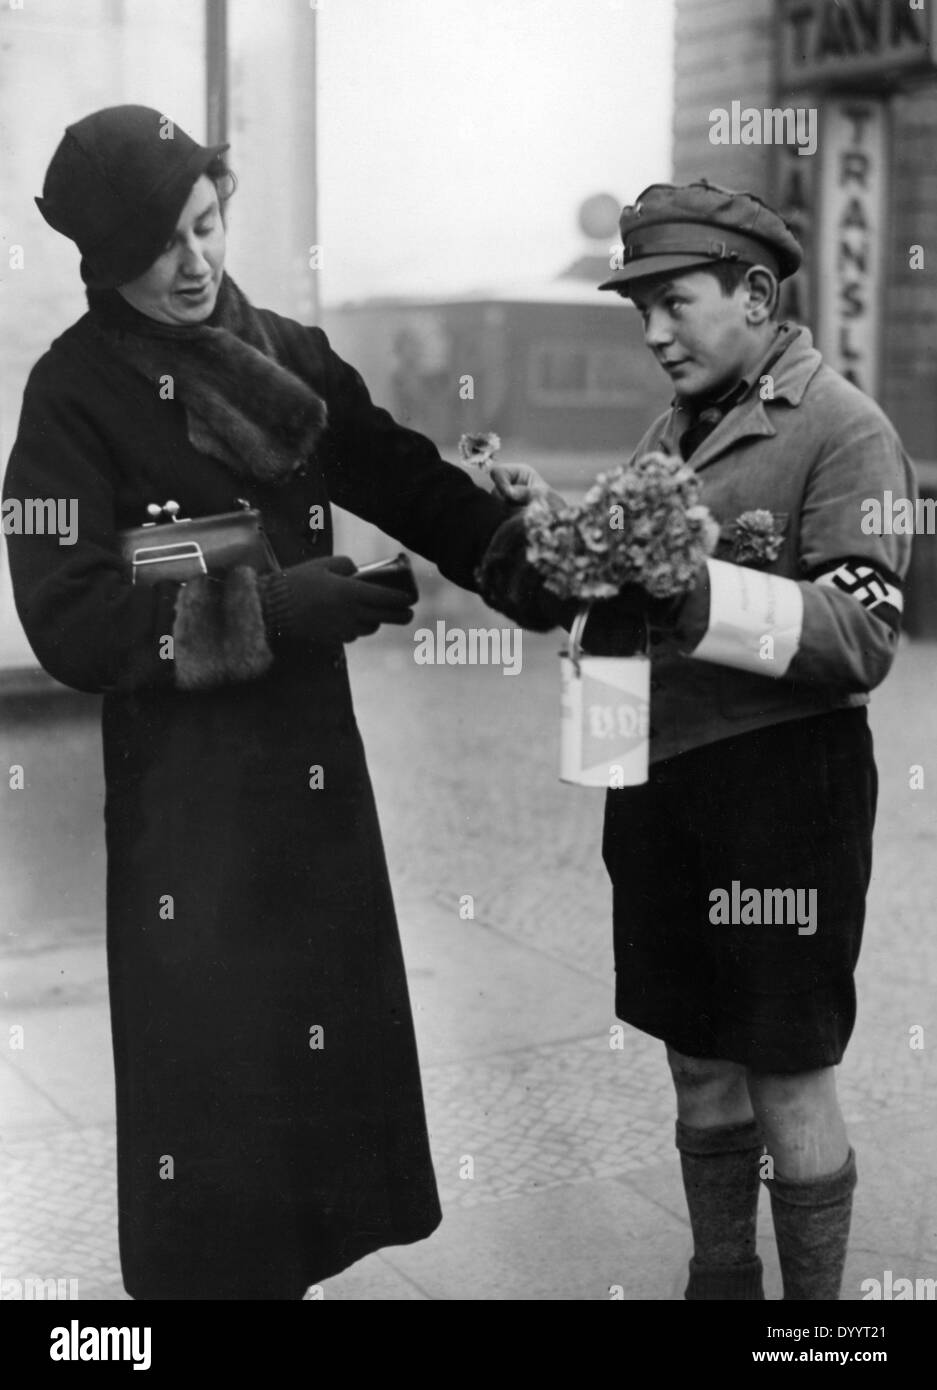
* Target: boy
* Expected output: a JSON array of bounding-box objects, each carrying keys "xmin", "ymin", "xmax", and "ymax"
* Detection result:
[{"xmin": 481, "ymin": 180, "xmax": 915, "ymax": 1300}]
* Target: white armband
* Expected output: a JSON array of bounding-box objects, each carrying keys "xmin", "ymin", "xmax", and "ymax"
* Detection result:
[{"xmin": 687, "ymin": 558, "xmax": 803, "ymax": 677}]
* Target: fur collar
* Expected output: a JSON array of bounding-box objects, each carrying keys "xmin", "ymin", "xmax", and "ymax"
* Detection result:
[{"xmin": 87, "ymin": 275, "xmax": 328, "ymax": 485}]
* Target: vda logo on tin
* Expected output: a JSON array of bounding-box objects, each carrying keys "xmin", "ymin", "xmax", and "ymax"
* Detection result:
[{"xmin": 582, "ymin": 671, "xmax": 649, "ymax": 765}]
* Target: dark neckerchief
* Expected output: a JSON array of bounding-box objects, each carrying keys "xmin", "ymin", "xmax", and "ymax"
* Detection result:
[
  {"xmin": 86, "ymin": 273, "xmax": 329, "ymax": 486},
  {"xmin": 676, "ymin": 322, "xmax": 797, "ymax": 462}
]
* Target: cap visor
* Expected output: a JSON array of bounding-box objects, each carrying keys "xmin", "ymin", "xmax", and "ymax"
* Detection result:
[{"xmin": 598, "ymin": 253, "xmax": 720, "ymax": 294}]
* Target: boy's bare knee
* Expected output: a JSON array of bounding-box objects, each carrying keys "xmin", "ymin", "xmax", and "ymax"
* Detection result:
[
  {"xmin": 748, "ymin": 1066, "xmax": 836, "ymax": 1113},
  {"xmin": 667, "ymin": 1047, "xmax": 745, "ymax": 1098}
]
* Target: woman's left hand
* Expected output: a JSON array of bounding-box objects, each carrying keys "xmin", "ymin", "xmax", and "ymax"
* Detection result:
[
  {"xmin": 489, "ymin": 463, "xmax": 566, "ymax": 510},
  {"xmin": 476, "ymin": 513, "xmax": 575, "ymax": 632}
]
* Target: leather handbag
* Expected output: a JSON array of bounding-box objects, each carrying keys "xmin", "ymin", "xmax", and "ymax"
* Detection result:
[{"xmin": 119, "ymin": 498, "xmax": 280, "ymax": 586}]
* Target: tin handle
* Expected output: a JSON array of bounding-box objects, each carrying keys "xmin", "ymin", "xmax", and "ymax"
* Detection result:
[
  {"xmin": 567, "ymin": 598, "xmax": 651, "ymax": 669},
  {"xmin": 568, "ymin": 603, "xmax": 593, "ymax": 674}
]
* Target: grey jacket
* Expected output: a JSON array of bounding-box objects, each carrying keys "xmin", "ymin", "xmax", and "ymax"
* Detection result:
[{"xmin": 638, "ymin": 325, "xmax": 916, "ymax": 763}]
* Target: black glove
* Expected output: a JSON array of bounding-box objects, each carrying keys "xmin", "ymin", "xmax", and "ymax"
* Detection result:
[
  {"xmin": 579, "ymin": 589, "xmax": 648, "ymax": 656},
  {"xmin": 260, "ymin": 555, "xmax": 413, "ymax": 646},
  {"xmin": 476, "ymin": 514, "xmax": 576, "ymax": 632},
  {"xmin": 581, "ymin": 587, "xmax": 688, "ymax": 656}
]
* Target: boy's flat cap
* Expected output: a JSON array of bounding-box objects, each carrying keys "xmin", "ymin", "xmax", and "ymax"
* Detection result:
[{"xmin": 598, "ymin": 179, "xmax": 802, "ymax": 293}]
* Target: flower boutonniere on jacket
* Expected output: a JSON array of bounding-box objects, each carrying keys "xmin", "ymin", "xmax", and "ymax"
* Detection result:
[{"xmin": 730, "ymin": 509, "xmax": 787, "ymax": 566}]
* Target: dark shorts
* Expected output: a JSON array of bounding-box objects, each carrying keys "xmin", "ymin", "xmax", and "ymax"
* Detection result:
[{"xmin": 602, "ymin": 709, "xmax": 877, "ymax": 1074}]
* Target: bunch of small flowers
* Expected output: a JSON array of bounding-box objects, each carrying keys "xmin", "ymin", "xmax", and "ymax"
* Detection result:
[
  {"xmin": 525, "ymin": 450, "xmax": 718, "ymax": 602},
  {"xmin": 732, "ymin": 509, "xmax": 785, "ymax": 565},
  {"xmin": 458, "ymin": 431, "xmax": 502, "ymax": 471}
]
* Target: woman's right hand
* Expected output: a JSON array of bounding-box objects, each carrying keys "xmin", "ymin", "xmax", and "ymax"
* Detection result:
[
  {"xmin": 488, "ymin": 464, "xmax": 567, "ymax": 511},
  {"xmin": 272, "ymin": 555, "xmax": 414, "ymax": 644}
]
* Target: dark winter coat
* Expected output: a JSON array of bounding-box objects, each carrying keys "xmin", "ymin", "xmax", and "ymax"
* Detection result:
[{"xmin": 2, "ymin": 290, "xmax": 509, "ymax": 1299}]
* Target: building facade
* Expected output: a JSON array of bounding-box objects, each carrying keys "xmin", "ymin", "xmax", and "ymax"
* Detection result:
[{"xmin": 672, "ymin": 0, "xmax": 937, "ymax": 631}]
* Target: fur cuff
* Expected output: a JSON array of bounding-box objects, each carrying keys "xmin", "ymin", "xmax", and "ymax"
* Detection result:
[
  {"xmin": 476, "ymin": 514, "xmax": 571, "ymax": 632},
  {"xmin": 173, "ymin": 566, "xmax": 274, "ymax": 691}
]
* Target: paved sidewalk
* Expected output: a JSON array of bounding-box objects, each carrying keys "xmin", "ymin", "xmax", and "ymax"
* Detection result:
[{"xmin": 1, "ymin": 580, "xmax": 935, "ymax": 1301}]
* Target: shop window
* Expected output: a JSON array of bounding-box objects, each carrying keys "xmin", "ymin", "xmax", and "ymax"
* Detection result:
[{"xmin": 529, "ymin": 342, "xmax": 642, "ymax": 406}]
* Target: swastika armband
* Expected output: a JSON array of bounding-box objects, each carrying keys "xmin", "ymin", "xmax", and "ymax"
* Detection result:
[
  {"xmin": 812, "ymin": 559, "xmax": 903, "ymax": 630},
  {"xmin": 687, "ymin": 559, "xmax": 804, "ymax": 676}
]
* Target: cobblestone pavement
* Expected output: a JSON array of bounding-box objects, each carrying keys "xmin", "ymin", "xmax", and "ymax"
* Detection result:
[{"xmin": 1, "ymin": 577, "xmax": 935, "ymax": 1301}]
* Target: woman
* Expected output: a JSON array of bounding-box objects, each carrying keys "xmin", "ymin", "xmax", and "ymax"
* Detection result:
[{"xmin": 3, "ymin": 105, "xmax": 519, "ymax": 1300}]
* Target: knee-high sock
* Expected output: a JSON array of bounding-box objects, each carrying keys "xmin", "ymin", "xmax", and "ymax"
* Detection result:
[
  {"xmin": 765, "ymin": 1148, "xmax": 857, "ymax": 1301},
  {"xmin": 675, "ymin": 1118, "xmax": 765, "ymax": 1300}
]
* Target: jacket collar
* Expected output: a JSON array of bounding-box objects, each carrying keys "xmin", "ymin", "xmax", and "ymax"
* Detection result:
[{"xmin": 660, "ymin": 323, "xmax": 823, "ymax": 472}]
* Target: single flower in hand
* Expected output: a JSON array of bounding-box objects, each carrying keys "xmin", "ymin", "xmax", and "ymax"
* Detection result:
[{"xmin": 459, "ymin": 431, "xmax": 502, "ymax": 471}]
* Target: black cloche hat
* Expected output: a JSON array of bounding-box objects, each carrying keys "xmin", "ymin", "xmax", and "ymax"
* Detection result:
[{"xmin": 36, "ymin": 105, "xmax": 229, "ymax": 289}]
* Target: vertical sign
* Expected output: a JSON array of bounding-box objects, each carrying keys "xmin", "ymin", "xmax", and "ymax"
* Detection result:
[
  {"xmin": 774, "ymin": 91, "xmax": 819, "ymax": 332},
  {"xmin": 816, "ymin": 98, "xmax": 887, "ymax": 397}
]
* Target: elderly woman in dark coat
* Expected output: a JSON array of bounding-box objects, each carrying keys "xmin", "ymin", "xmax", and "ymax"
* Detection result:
[{"xmin": 3, "ymin": 105, "xmax": 518, "ymax": 1300}]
